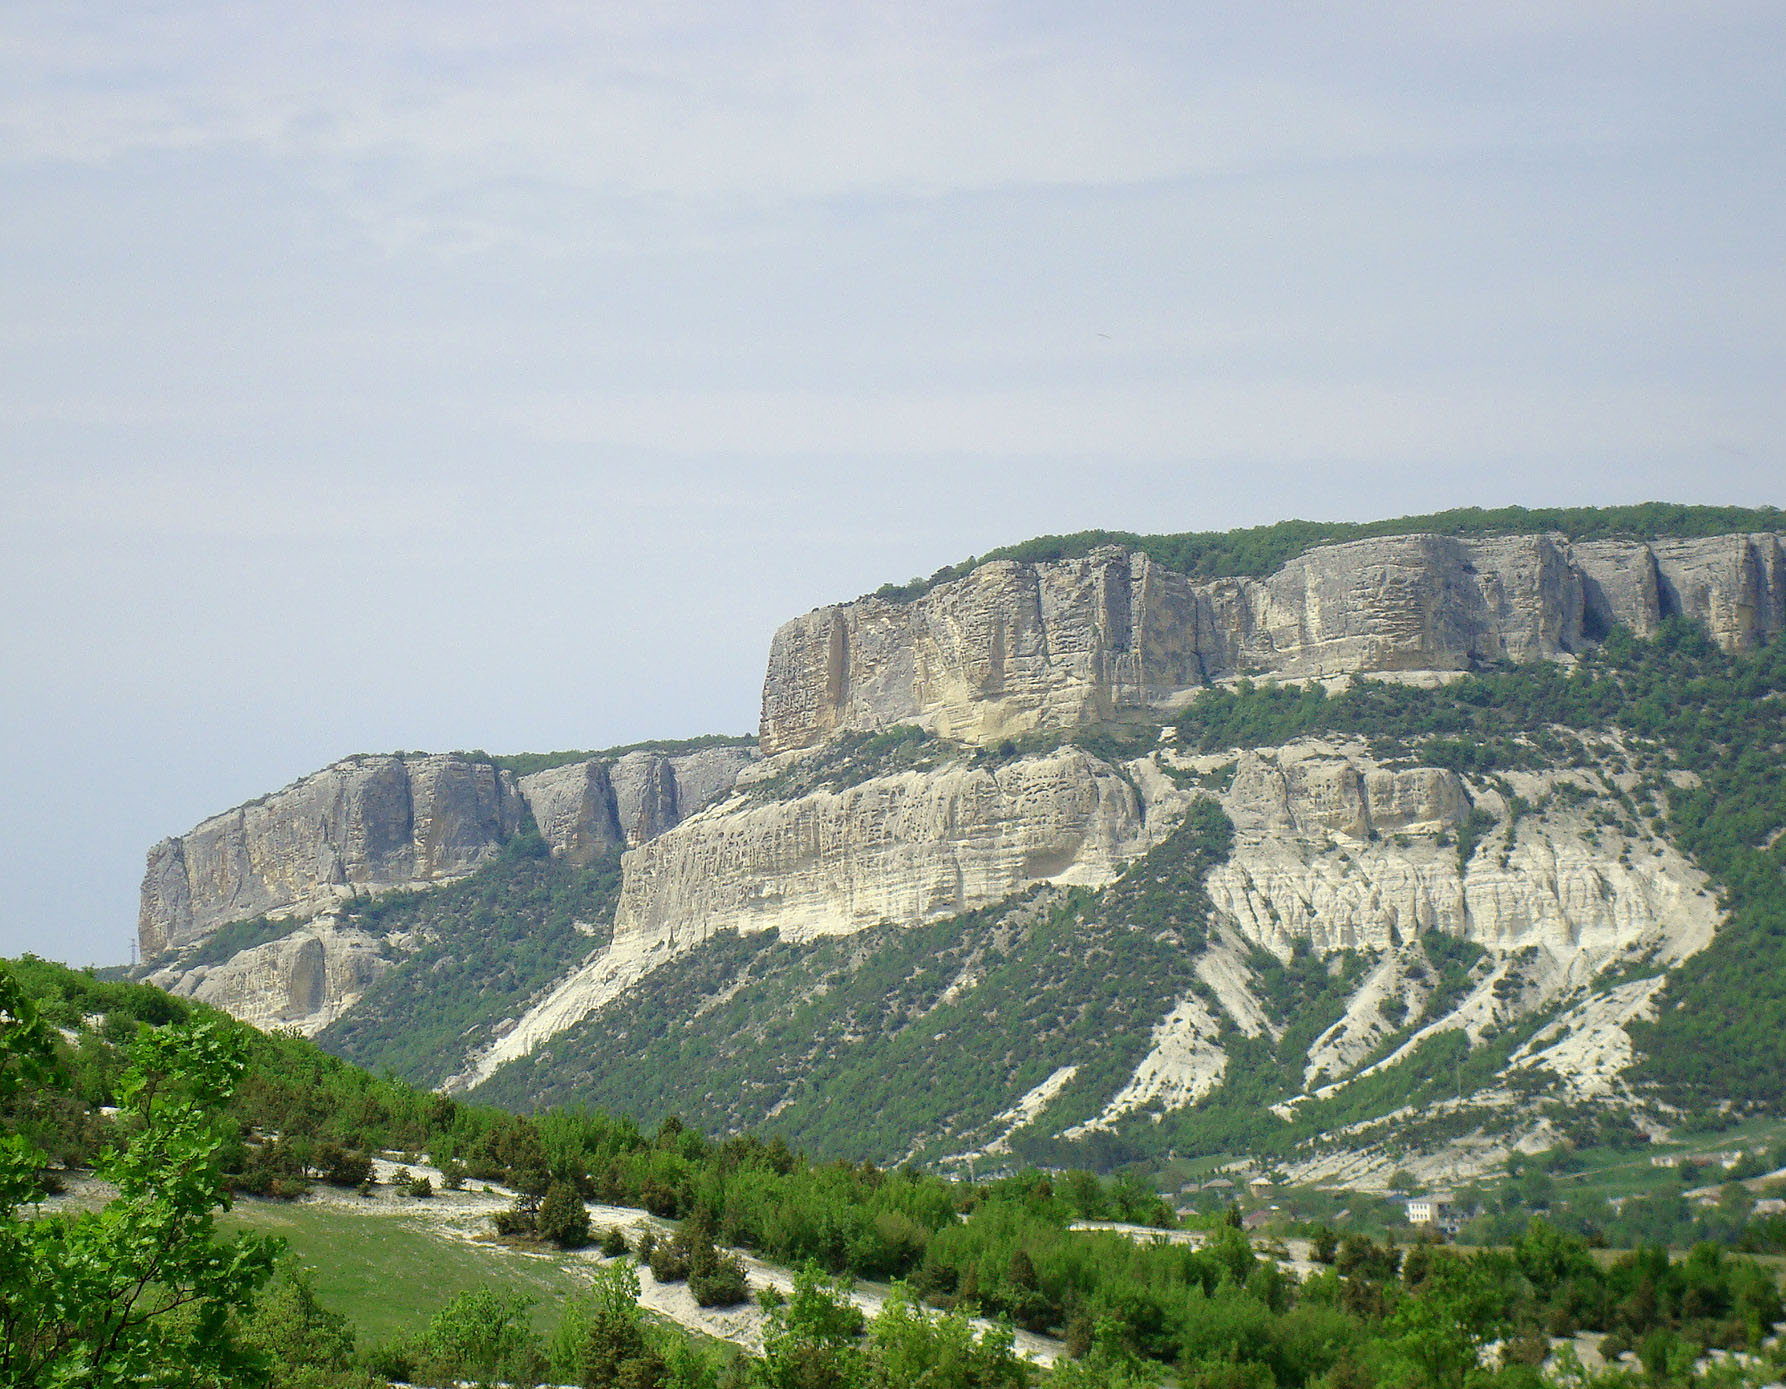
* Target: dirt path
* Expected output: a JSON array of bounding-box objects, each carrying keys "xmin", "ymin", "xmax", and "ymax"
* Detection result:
[{"xmin": 300, "ymin": 1158, "xmax": 1063, "ymax": 1364}]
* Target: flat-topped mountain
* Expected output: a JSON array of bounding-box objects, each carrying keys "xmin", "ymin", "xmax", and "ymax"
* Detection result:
[
  {"xmin": 762, "ymin": 530, "xmax": 1785, "ymax": 753},
  {"xmin": 132, "ymin": 505, "xmax": 1786, "ymax": 1189}
]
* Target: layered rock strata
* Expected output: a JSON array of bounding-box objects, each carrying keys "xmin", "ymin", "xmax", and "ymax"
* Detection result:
[
  {"xmin": 140, "ymin": 746, "xmax": 757, "ymax": 958},
  {"xmin": 760, "ymin": 532, "xmax": 1786, "ymax": 754},
  {"xmin": 449, "ymin": 746, "xmax": 1168, "ymax": 1089},
  {"xmin": 1048, "ymin": 741, "xmax": 1716, "ymax": 1146},
  {"xmin": 468, "ymin": 737, "xmax": 1715, "ymax": 1123},
  {"xmin": 139, "ymin": 754, "xmax": 527, "ymax": 956},
  {"xmin": 517, "ymin": 746, "xmax": 757, "ymax": 864},
  {"xmin": 1205, "ymin": 745, "xmax": 1713, "ymax": 965},
  {"xmin": 612, "ymin": 746, "xmax": 1156, "ymax": 951},
  {"xmin": 147, "ymin": 919, "xmax": 390, "ymax": 1036}
]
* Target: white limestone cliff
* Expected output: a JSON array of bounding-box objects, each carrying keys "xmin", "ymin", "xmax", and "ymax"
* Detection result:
[
  {"xmin": 147, "ymin": 917, "xmax": 392, "ymax": 1036},
  {"xmin": 140, "ymin": 745, "xmax": 757, "ymax": 961},
  {"xmin": 759, "ymin": 532, "xmax": 1786, "ymax": 755}
]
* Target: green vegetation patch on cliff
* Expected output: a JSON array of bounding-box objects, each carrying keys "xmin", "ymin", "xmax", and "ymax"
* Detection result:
[
  {"xmin": 316, "ymin": 845, "xmax": 624, "ymax": 1088},
  {"xmin": 871, "ymin": 502, "xmax": 1784, "ymax": 600},
  {"xmin": 478, "ymin": 619, "xmax": 1786, "ymax": 1175},
  {"xmin": 179, "ymin": 913, "xmax": 312, "ymax": 970},
  {"xmin": 743, "ymin": 724, "xmax": 954, "ymax": 802},
  {"xmin": 475, "ymin": 734, "xmax": 757, "ymax": 779}
]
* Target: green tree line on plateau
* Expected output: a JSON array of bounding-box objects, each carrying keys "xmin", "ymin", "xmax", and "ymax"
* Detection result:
[
  {"xmin": 6, "ymin": 956, "xmax": 1786, "ymax": 1387},
  {"xmin": 872, "ymin": 503, "xmax": 1784, "ymax": 600}
]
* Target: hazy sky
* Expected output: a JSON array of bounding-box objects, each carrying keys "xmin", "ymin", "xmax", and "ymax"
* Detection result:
[{"xmin": 3, "ymin": 2, "xmax": 1782, "ymax": 967}]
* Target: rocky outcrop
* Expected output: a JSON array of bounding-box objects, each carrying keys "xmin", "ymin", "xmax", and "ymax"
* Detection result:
[
  {"xmin": 148, "ymin": 918, "xmax": 391, "ymax": 1036},
  {"xmin": 1039, "ymin": 739, "xmax": 1716, "ymax": 1146},
  {"xmin": 517, "ymin": 746, "xmax": 757, "ymax": 865},
  {"xmin": 612, "ymin": 746, "xmax": 1157, "ymax": 951},
  {"xmin": 447, "ymin": 746, "xmax": 1166, "ymax": 1089},
  {"xmin": 760, "ymin": 532, "xmax": 1786, "ymax": 754},
  {"xmin": 1578, "ymin": 534, "xmax": 1786, "ymax": 646},
  {"xmin": 140, "ymin": 745, "xmax": 758, "ymax": 960},
  {"xmin": 139, "ymin": 755, "xmax": 528, "ymax": 957},
  {"xmin": 465, "ymin": 734, "xmax": 1719, "ymax": 1142},
  {"xmin": 1205, "ymin": 744, "xmax": 1714, "ymax": 964}
]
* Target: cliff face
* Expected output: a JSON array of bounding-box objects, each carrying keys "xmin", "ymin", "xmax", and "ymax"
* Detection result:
[
  {"xmin": 612, "ymin": 746, "xmax": 1156, "ymax": 952},
  {"xmin": 516, "ymin": 746, "xmax": 757, "ymax": 865},
  {"xmin": 132, "ymin": 522, "xmax": 1773, "ymax": 1178},
  {"xmin": 140, "ymin": 745, "xmax": 757, "ymax": 959},
  {"xmin": 149, "ymin": 921, "xmax": 392, "ymax": 1035},
  {"xmin": 458, "ymin": 735, "xmax": 1716, "ymax": 1137},
  {"xmin": 760, "ymin": 532, "xmax": 1786, "ymax": 754},
  {"xmin": 451, "ymin": 744, "xmax": 1168, "ymax": 1090},
  {"xmin": 1202, "ymin": 741, "xmax": 1713, "ymax": 989},
  {"xmin": 598, "ymin": 739, "xmax": 1706, "ymax": 983},
  {"xmin": 139, "ymin": 754, "xmax": 528, "ymax": 957}
]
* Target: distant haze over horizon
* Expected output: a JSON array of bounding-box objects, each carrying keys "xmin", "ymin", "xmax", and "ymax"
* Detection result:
[{"xmin": 3, "ymin": 4, "xmax": 1783, "ymax": 966}]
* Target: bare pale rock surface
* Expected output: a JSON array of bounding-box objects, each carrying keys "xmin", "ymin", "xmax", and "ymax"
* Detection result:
[
  {"xmin": 612, "ymin": 745, "xmax": 1160, "ymax": 951},
  {"xmin": 1048, "ymin": 740, "xmax": 1716, "ymax": 1153},
  {"xmin": 147, "ymin": 918, "xmax": 391, "ymax": 1036},
  {"xmin": 516, "ymin": 746, "xmax": 757, "ymax": 864},
  {"xmin": 448, "ymin": 745, "xmax": 1172, "ymax": 1090},
  {"xmin": 759, "ymin": 532, "xmax": 1786, "ymax": 754},
  {"xmin": 139, "ymin": 754, "xmax": 528, "ymax": 956},
  {"xmin": 141, "ymin": 745, "xmax": 757, "ymax": 962},
  {"xmin": 470, "ymin": 731, "xmax": 1715, "ymax": 1168},
  {"xmin": 132, "ymin": 525, "xmax": 1772, "ymax": 1183}
]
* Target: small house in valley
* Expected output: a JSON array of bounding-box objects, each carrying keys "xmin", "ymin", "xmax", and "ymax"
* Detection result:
[{"xmin": 1405, "ymin": 1194, "xmax": 1461, "ymax": 1235}]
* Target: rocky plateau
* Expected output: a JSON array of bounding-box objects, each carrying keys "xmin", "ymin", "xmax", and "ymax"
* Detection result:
[{"xmin": 132, "ymin": 523, "xmax": 1783, "ymax": 1183}]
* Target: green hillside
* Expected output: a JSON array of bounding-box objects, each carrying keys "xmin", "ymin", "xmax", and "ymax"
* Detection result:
[
  {"xmin": 8, "ymin": 955, "xmax": 1786, "ymax": 1388},
  {"xmin": 316, "ymin": 845, "xmax": 625, "ymax": 1086}
]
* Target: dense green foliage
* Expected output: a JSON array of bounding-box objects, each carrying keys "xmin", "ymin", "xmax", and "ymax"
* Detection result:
[
  {"xmin": 317, "ymin": 846, "xmax": 624, "ymax": 1086},
  {"xmin": 181, "ymin": 913, "xmax": 310, "ymax": 970},
  {"xmin": 7, "ymin": 957, "xmax": 1786, "ymax": 1387},
  {"xmin": 871, "ymin": 504, "xmax": 1784, "ymax": 600},
  {"xmin": 474, "ymin": 617, "xmax": 1785, "ymax": 1180},
  {"xmin": 1463, "ymin": 1137, "xmax": 1786, "ymax": 1253},
  {"xmin": 0, "ymin": 965, "xmax": 281, "ymax": 1387},
  {"xmin": 550, "ymin": 1259, "xmax": 735, "ymax": 1388}
]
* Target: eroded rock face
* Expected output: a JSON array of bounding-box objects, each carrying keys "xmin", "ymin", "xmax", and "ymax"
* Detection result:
[
  {"xmin": 1053, "ymin": 740, "xmax": 1716, "ymax": 1149},
  {"xmin": 139, "ymin": 755, "xmax": 528, "ymax": 957},
  {"xmin": 611, "ymin": 746, "xmax": 1158, "ymax": 951},
  {"xmin": 516, "ymin": 746, "xmax": 757, "ymax": 864},
  {"xmin": 148, "ymin": 919, "xmax": 390, "ymax": 1037},
  {"xmin": 1221, "ymin": 750, "xmax": 1470, "ymax": 844},
  {"xmin": 447, "ymin": 744, "xmax": 1172, "ymax": 1090},
  {"xmin": 760, "ymin": 532, "xmax": 1786, "ymax": 754},
  {"xmin": 141, "ymin": 746, "xmax": 760, "ymax": 963},
  {"xmin": 1207, "ymin": 747, "xmax": 1713, "ymax": 966},
  {"xmin": 471, "ymin": 736, "xmax": 1718, "ymax": 1129}
]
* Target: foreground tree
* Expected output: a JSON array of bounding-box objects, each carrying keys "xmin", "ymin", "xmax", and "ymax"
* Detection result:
[
  {"xmin": 0, "ymin": 964, "xmax": 281, "ymax": 1386},
  {"xmin": 753, "ymin": 1264, "xmax": 867, "ymax": 1389},
  {"xmin": 538, "ymin": 1178, "xmax": 592, "ymax": 1248},
  {"xmin": 863, "ymin": 1283, "xmax": 1032, "ymax": 1389},
  {"xmin": 554, "ymin": 1259, "xmax": 670, "ymax": 1388}
]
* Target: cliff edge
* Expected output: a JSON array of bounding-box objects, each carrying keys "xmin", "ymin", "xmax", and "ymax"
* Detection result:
[{"xmin": 759, "ymin": 531, "xmax": 1786, "ymax": 754}]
